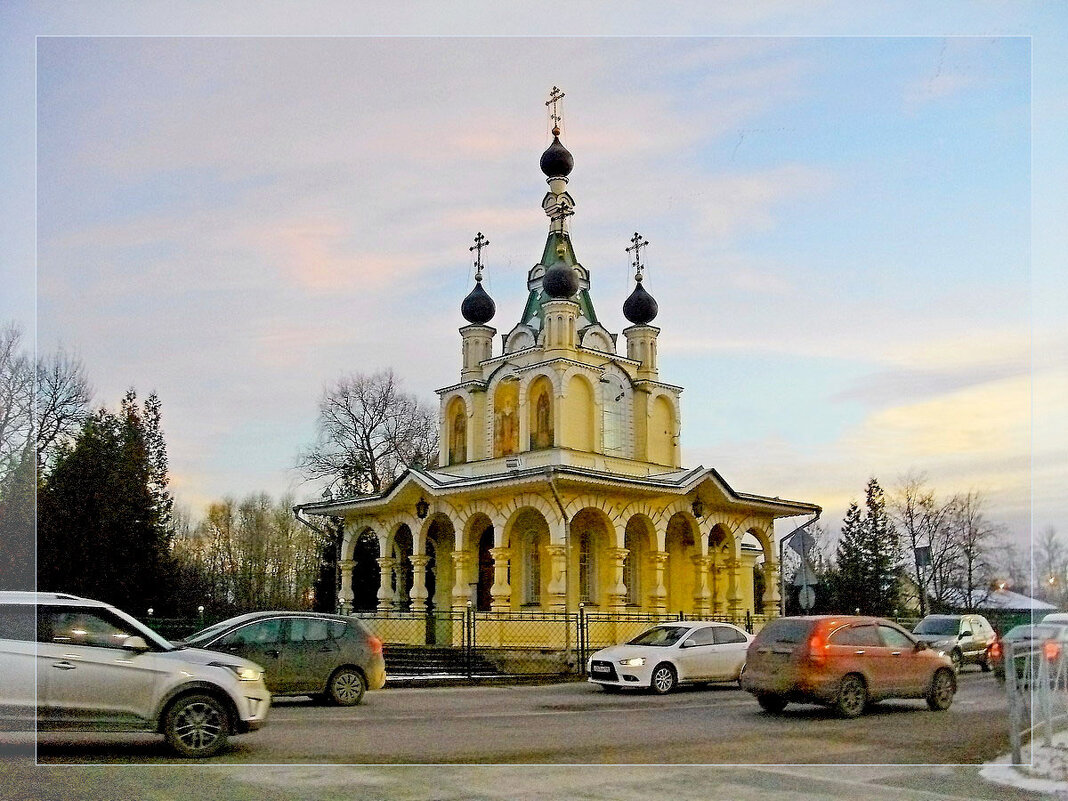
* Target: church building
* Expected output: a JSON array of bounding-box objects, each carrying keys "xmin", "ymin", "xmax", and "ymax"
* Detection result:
[{"xmin": 295, "ymin": 91, "xmax": 820, "ymax": 632}]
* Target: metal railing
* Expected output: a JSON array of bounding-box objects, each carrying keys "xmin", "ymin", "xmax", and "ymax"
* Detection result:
[{"xmin": 1005, "ymin": 639, "xmax": 1068, "ymax": 764}]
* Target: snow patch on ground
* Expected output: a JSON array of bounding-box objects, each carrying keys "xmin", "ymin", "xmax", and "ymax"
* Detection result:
[{"xmin": 982, "ymin": 732, "xmax": 1068, "ymax": 798}]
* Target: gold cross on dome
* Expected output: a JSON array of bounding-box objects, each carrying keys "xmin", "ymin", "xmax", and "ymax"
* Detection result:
[
  {"xmin": 626, "ymin": 232, "xmax": 649, "ymax": 279},
  {"xmin": 470, "ymin": 232, "xmax": 490, "ymax": 279},
  {"xmin": 545, "ymin": 86, "xmax": 566, "ymax": 131}
]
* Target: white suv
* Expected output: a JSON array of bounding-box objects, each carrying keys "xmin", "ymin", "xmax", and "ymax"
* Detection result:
[{"xmin": 0, "ymin": 592, "xmax": 271, "ymax": 757}]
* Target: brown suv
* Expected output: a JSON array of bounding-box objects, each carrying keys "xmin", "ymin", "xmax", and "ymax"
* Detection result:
[{"xmin": 740, "ymin": 615, "xmax": 956, "ymax": 718}]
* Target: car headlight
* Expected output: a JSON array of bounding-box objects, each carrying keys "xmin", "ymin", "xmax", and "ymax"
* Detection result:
[
  {"xmin": 209, "ymin": 662, "xmax": 263, "ymax": 682},
  {"xmin": 618, "ymin": 657, "xmax": 646, "ymax": 667}
]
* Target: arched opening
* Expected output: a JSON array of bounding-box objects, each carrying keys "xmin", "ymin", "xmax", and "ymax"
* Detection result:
[
  {"xmin": 512, "ymin": 509, "xmax": 550, "ymax": 607},
  {"xmin": 493, "ymin": 378, "xmax": 519, "ymax": 457},
  {"xmin": 665, "ymin": 512, "xmax": 697, "ymax": 614},
  {"xmin": 447, "ymin": 397, "xmax": 467, "ymax": 465},
  {"xmin": 708, "ymin": 524, "xmax": 734, "ymax": 613},
  {"xmin": 528, "ymin": 376, "xmax": 554, "ymax": 451},
  {"xmin": 741, "ymin": 530, "xmax": 765, "ymax": 615},
  {"xmin": 425, "ymin": 516, "xmax": 456, "ymax": 611},
  {"xmin": 570, "ymin": 508, "xmax": 610, "ymax": 606},
  {"xmin": 351, "ymin": 529, "xmax": 380, "ymax": 611},
  {"xmin": 476, "ymin": 525, "xmax": 494, "ymax": 612},
  {"xmin": 392, "ymin": 525, "xmax": 414, "ymax": 611},
  {"xmin": 623, "ymin": 517, "xmax": 651, "ymax": 607}
]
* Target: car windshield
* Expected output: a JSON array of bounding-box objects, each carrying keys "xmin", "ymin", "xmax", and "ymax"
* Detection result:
[
  {"xmin": 753, "ymin": 618, "xmax": 813, "ymax": 645},
  {"xmin": 628, "ymin": 625, "xmax": 689, "ymax": 647},
  {"xmin": 183, "ymin": 619, "xmax": 241, "ymax": 645},
  {"xmin": 913, "ymin": 617, "xmax": 960, "ymax": 636}
]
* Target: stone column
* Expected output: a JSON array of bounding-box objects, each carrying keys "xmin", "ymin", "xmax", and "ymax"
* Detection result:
[
  {"xmin": 725, "ymin": 557, "xmax": 743, "ymax": 619},
  {"xmin": 545, "ymin": 543, "xmax": 568, "ymax": 610},
  {"xmin": 489, "ymin": 547, "xmax": 513, "ymax": 611},
  {"xmin": 710, "ymin": 560, "xmax": 724, "ymax": 615},
  {"xmin": 409, "ymin": 554, "xmax": 431, "ymax": 611},
  {"xmin": 691, "ymin": 554, "xmax": 712, "ymax": 617},
  {"xmin": 376, "ymin": 557, "xmax": 397, "ymax": 611},
  {"xmin": 451, "ymin": 550, "xmax": 474, "ymax": 611},
  {"xmin": 338, "ymin": 559, "xmax": 355, "ymax": 614},
  {"xmin": 606, "ymin": 547, "xmax": 630, "ymax": 611},
  {"xmin": 763, "ymin": 560, "xmax": 781, "ymax": 618},
  {"xmin": 647, "ymin": 551, "xmax": 669, "ymax": 611}
]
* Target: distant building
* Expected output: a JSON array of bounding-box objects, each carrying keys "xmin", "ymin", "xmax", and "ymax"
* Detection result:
[{"xmin": 295, "ymin": 95, "xmax": 819, "ymax": 634}]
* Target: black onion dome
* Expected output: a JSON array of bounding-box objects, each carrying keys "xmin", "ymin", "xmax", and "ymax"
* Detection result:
[
  {"xmin": 542, "ymin": 257, "xmax": 580, "ymax": 299},
  {"xmin": 540, "ymin": 135, "xmax": 574, "ymax": 178},
  {"xmin": 623, "ymin": 281, "xmax": 658, "ymax": 325},
  {"xmin": 461, "ymin": 280, "xmax": 496, "ymax": 324}
]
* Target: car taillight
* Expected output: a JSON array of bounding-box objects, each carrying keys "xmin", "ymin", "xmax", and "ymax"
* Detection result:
[
  {"xmin": 1044, "ymin": 639, "xmax": 1061, "ymax": 662},
  {"xmin": 989, "ymin": 640, "xmax": 1002, "ymax": 659},
  {"xmin": 808, "ymin": 631, "xmax": 827, "ymax": 664},
  {"xmin": 368, "ymin": 635, "xmax": 383, "ymax": 655}
]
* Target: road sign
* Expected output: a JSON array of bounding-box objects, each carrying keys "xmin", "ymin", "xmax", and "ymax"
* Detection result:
[
  {"xmin": 915, "ymin": 545, "xmax": 931, "ymax": 568},
  {"xmin": 798, "ymin": 585, "xmax": 816, "ymax": 611},
  {"xmin": 792, "ymin": 562, "xmax": 818, "ymax": 587},
  {"xmin": 786, "ymin": 525, "xmax": 815, "ymax": 556}
]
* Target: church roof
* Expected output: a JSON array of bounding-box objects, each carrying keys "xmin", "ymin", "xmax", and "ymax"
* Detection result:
[{"xmin": 294, "ymin": 463, "xmax": 820, "ymax": 521}]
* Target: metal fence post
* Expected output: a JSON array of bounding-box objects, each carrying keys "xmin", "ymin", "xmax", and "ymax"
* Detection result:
[
  {"xmin": 578, "ymin": 604, "xmax": 586, "ymax": 675},
  {"xmin": 1006, "ymin": 639, "xmax": 1022, "ymax": 764},
  {"xmin": 465, "ymin": 601, "xmax": 473, "ymax": 680}
]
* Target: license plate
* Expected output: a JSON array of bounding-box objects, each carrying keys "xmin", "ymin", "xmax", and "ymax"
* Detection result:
[{"xmin": 592, "ymin": 664, "xmax": 610, "ymax": 673}]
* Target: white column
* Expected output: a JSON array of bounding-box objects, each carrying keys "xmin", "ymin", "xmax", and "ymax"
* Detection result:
[
  {"xmin": 409, "ymin": 554, "xmax": 430, "ymax": 610},
  {"xmin": 489, "ymin": 547, "xmax": 512, "ymax": 611},
  {"xmin": 647, "ymin": 551, "xmax": 669, "ymax": 611},
  {"xmin": 376, "ymin": 557, "xmax": 396, "ymax": 611}
]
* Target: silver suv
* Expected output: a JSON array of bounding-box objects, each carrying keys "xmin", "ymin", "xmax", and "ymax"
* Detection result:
[
  {"xmin": 912, "ymin": 613, "xmax": 997, "ymax": 672},
  {"xmin": 0, "ymin": 592, "xmax": 271, "ymax": 757}
]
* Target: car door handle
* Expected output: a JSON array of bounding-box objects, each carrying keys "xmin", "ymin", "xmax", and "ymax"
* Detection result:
[
  {"xmin": 266, "ymin": 649, "xmax": 280, "ymax": 658},
  {"xmin": 891, "ymin": 651, "xmax": 902, "ymax": 656},
  {"xmin": 854, "ymin": 650, "xmax": 865, "ymax": 655},
  {"xmin": 52, "ymin": 661, "xmax": 76, "ymax": 670}
]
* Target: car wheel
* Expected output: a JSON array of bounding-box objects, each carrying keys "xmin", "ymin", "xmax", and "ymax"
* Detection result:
[
  {"xmin": 927, "ymin": 668, "xmax": 956, "ymax": 711},
  {"xmin": 950, "ymin": 649, "xmax": 963, "ymax": 672},
  {"xmin": 163, "ymin": 693, "xmax": 230, "ymax": 758},
  {"xmin": 834, "ymin": 673, "xmax": 867, "ymax": 719},
  {"xmin": 650, "ymin": 663, "xmax": 677, "ymax": 694},
  {"xmin": 757, "ymin": 693, "xmax": 788, "ymax": 713},
  {"xmin": 328, "ymin": 667, "xmax": 367, "ymax": 706}
]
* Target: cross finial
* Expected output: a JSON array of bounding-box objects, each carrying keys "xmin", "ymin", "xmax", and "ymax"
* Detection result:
[
  {"xmin": 470, "ymin": 232, "xmax": 490, "ymax": 280},
  {"xmin": 545, "ymin": 86, "xmax": 566, "ymax": 134},
  {"xmin": 626, "ymin": 232, "xmax": 649, "ymax": 280}
]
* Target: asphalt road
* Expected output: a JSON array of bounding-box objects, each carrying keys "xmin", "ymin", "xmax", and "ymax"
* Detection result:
[{"xmin": 0, "ymin": 668, "xmax": 1049, "ymax": 801}]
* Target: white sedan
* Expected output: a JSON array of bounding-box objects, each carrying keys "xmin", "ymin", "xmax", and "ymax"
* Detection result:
[{"xmin": 587, "ymin": 621, "xmax": 753, "ymax": 694}]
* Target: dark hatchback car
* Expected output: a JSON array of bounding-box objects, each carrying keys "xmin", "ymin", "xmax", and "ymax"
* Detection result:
[
  {"xmin": 990, "ymin": 623, "xmax": 1068, "ymax": 685},
  {"xmin": 741, "ymin": 615, "xmax": 956, "ymax": 718},
  {"xmin": 182, "ymin": 612, "xmax": 385, "ymax": 705}
]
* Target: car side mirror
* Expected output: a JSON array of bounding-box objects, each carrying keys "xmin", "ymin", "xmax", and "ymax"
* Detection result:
[
  {"xmin": 914, "ymin": 641, "xmax": 927, "ymax": 651},
  {"xmin": 681, "ymin": 639, "xmax": 696, "ymax": 648},
  {"xmin": 122, "ymin": 635, "xmax": 150, "ymax": 652},
  {"xmin": 959, "ymin": 630, "xmax": 972, "ymax": 639}
]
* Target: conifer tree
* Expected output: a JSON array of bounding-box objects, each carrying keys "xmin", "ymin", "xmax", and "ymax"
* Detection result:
[
  {"xmin": 832, "ymin": 501, "xmax": 867, "ymax": 613},
  {"xmin": 863, "ymin": 477, "xmax": 901, "ymax": 616}
]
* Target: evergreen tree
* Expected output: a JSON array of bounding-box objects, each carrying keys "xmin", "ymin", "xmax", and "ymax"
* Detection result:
[
  {"xmin": 37, "ymin": 394, "xmax": 174, "ymax": 611},
  {"xmin": 832, "ymin": 501, "xmax": 867, "ymax": 613},
  {"xmin": 0, "ymin": 440, "xmax": 35, "ymax": 589},
  {"xmin": 863, "ymin": 477, "xmax": 900, "ymax": 616}
]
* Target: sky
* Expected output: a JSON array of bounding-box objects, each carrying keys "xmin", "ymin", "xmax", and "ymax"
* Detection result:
[{"xmin": 3, "ymin": 3, "xmax": 1066, "ymax": 557}]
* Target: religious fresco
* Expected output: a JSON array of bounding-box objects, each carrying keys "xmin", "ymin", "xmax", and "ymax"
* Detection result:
[
  {"xmin": 448, "ymin": 402, "xmax": 466, "ymax": 465},
  {"xmin": 529, "ymin": 378, "xmax": 554, "ymax": 450},
  {"xmin": 493, "ymin": 379, "xmax": 519, "ymax": 457}
]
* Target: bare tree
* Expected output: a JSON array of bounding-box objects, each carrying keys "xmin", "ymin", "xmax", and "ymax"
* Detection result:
[
  {"xmin": 891, "ymin": 472, "xmax": 953, "ymax": 616},
  {"xmin": 992, "ymin": 540, "xmax": 1028, "ymax": 594},
  {"xmin": 36, "ymin": 346, "xmax": 92, "ymax": 470},
  {"xmin": 0, "ymin": 323, "xmax": 34, "ymax": 482},
  {"xmin": 298, "ymin": 370, "xmax": 439, "ymax": 498},
  {"xmin": 1036, "ymin": 526, "xmax": 1067, "ymax": 605},
  {"xmin": 947, "ymin": 490, "xmax": 999, "ymax": 612}
]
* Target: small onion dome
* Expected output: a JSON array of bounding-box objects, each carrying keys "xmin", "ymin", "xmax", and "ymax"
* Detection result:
[
  {"xmin": 540, "ymin": 134, "xmax": 574, "ymax": 178},
  {"xmin": 542, "ymin": 256, "xmax": 580, "ymax": 299},
  {"xmin": 623, "ymin": 280, "xmax": 658, "ymax": 325},
  {"xmin": 461, "ymin": 280, "xmax": 496, "ymax": 324}
]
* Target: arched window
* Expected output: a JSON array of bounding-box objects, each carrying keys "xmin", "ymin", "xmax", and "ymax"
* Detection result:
[
  {"xmin": 579, "ymin": 533, "xmax": 595, "ymax": 604},
  {"xmin": 525, "ymin": 534, "xmax": 541, "ymax": 605},
  {"xmin": 449, "ymin": 403, "xmax": 467, "ymax": 465},
  {"xmin": 602, "ymin": 375, "xmax": 626, "ymax": 457}
]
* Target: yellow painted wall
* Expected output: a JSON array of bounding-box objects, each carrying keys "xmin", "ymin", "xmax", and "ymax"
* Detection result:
[
  {"xmin": 562, "ymin": 374, "xmax": 595, "ymax": 451},
  {"xmin": 648, "ymin": 395, "xmax": 675, "ymax": 466}
]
